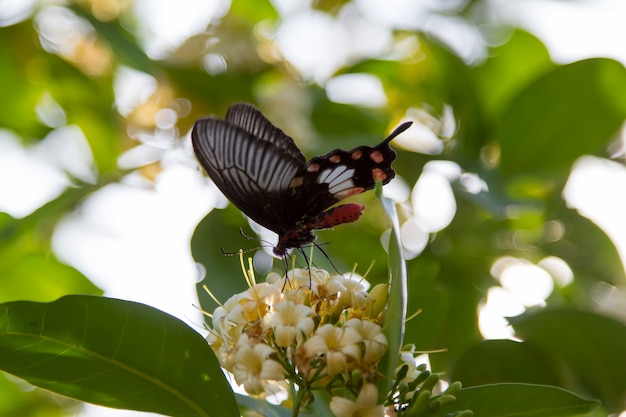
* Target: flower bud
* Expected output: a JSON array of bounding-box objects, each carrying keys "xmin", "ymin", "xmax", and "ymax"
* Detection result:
[{"xmin": 367, "ymin": 283, "xmax": 388, "ymax": 318}]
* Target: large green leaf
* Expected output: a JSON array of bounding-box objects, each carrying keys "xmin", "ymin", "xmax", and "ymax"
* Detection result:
[
  {"xmin": 191, "ymin": 206, "xmax": 258, "ymax": 313},
  {"xmin": 0, "ymin": 370, "xmax": 74, "ymax": 417},
  {"xmin": 451, "ymin": 339, "xmax": 562, "ymax": 387},
  {"xmin": 499, "ymin": 58, "xmax": 626, "ymax": 176},
  {"xmin": 0, "ymin": 296, "xmax": 238, "ymax": 417},
  {"xmin": 73, "ymin": 5, "xmax": 153, "ymax": 74},
  {"xmin": 433, "ymin": 383, "xmax": 599, "ymax": 417},
  {"xmin": 511, "ymin": 309, "xmax": 626, "ymax": 413},
  {"xmin": 472, "ymin": 30, "xmax": 555, "ymax": 118},
  {"xmin": 0, "ymin": 24, "xmax": 49, "ymax": 138},
  {"xmin": 0, "ymin": 253, "xmax": 101, "ymax": 303},
  {"xmin": 544, "ymin": 203, "xmax": 626, "ymax": 287}
]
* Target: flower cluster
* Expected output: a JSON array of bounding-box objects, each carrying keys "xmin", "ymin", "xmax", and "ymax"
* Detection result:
[{"xmin": 206, "ymin": 264, "xmax": 389, "ymax": 414}]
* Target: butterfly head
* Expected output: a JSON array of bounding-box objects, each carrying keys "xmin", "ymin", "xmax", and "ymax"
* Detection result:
[{"xmin": 274, "ymin": 229, "xmax": 317, "ymax": 258}]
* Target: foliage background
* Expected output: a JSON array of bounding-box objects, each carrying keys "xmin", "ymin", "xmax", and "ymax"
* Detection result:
[{"xmin": 1, "ymin": 0, "xmax": 626, "ymax": 416}]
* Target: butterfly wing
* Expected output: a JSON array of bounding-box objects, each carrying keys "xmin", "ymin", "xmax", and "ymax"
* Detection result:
[
  {"xmin": 225, "ymin": 103, "xmax": 306, "ymax": 164},
  {"xmin": 289, "ymin": 121, "xmax": 413, "ymax": 220},
  {"xmin": 191, "ymin": 104, "xmax": 306, "ymax": 233}
]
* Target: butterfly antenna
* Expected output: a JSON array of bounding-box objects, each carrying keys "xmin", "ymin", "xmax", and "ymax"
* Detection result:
[
  {"xmin": 221, "ymin": 228, "xmax": 274, "ymax": 255},
  {"xmin": 221, "ymin": 246, "xmax": 261, "ymax": 256},
  {"xmin": 281, "ymin": 255, "xmax": 297, "ymax": 291},
  {"xmin": 238, "ymin": 228, "xmax": 275, "ymax": 247}
]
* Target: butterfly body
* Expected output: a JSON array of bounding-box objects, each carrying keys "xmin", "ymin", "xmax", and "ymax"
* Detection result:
[{"xmin": 191, "ymin": 103, "xmax": 411, "ymax": 257}]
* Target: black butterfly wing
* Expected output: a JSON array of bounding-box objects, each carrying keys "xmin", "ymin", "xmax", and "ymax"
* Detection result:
[
  {"xmin": 288, "ymin": 121, "xmax": 413, "ymax": 220},
  {"xmin": 191, "ymin": 105, "xmax": 306, "ymax": 234},
  {"xmin": 224, "ymin": 103, "xmax": 306, "ymax": 165}
]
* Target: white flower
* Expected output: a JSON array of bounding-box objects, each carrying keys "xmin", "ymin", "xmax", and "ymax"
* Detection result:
[
  {"xmin": 344, "ymin": 319, "xmax": 387, "ymax": 362},
  {"xmin": 303, "ymin": 324, "xmax": 362, "ymax": 375},
  {"xmin": 330, "ymin": 383, "xmax": 384, "ymax": 417},
  {"xmin": 232, "ymin": 341, "xmax": 284, "ymax": 395},
  {"xmin": 263, "ymin": 301, "xmax": 315, "ymax": 347},
  {"xmin": 237, "ymin": 283, "xmax": 282, "ymax": 321},
  {"xmin": 339, "ymin": 275, "xmax": 370, "ymax": 310}
]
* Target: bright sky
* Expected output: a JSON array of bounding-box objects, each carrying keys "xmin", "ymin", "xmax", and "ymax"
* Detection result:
[{"xmin": 1, "ymin": 1, "xmax": 626, "ymax": 416}]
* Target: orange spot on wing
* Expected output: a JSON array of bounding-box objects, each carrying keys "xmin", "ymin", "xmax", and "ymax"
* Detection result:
[
  {"xmin": 330, "ymin": 155, "xmax": 341, "ymax": 163},
  {"xmin": 372, "ymin": 168, "xmax": 386, "ymax": 181},
  {"xmin": 290, "ymin": 176, "xmax": 303, "ymax": 188},
  {"xmin": 335, "ymin": 187, "xmax": 364, "ymax": 200},
  {"xmin": 351, "ymin": 150, "xmax": 363, "ymax": 160},
  {"xmin": 307, "ymin": 163, "xmax": 320, "ymax": 172},
  {"xmin": 370, "ymin": 150, "xmax": 384, "ymax": 163}
]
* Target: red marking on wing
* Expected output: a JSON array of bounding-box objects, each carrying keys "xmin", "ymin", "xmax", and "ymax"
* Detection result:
[
  {"xmin": 370, "ymin": 150, "xmax": 384, "ymax": 163},
  {"xmin": 330, "ymin": 155, "xmax": 341, "ymax": 163},
  {"xmin": 307, "ymin": 163, "xmax": 320, "ymax": 172},
  {"xmin": 371, "ymin": 168, "xmax": 386, "ymax": 182},
  {"xmin": 290, "ymin": 176, "xmax": 304, "ymax": 188},
  {"xmin": 309, "ymin": 204, "xmax": 365, "ymax": 230},
  {"xmin": 335, "ymin": 187, "xmax": 364, "ymax": 200},
  {"xmin": 351, "ymin": 150, "xmax": 363, "ymax": 160}
]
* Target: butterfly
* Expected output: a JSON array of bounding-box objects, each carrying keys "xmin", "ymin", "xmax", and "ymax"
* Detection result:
[{"xmin": 191, "ymin": 102, "xmax": 412, "ymax": 258}]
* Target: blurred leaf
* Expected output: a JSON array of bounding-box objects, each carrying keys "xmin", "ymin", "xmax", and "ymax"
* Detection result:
[
  {"xmin": 511, "ymin": 309, "xmax": 626, "ymax": 412},
  {"xmin": 451, "ymin": 339, "xmax": 562, "ymax": 387},
  {"xmin": 409, "ymin": 195, "xmax": 495, "ymax": 372},
  {"xmin": 0, "ymin": 19, "xmax": 120, "ymax": 172},
  {"xmin": 544, "ymin": 204, "xmax": 626, "ymax": 288},
  {"xmin": 0, "ymin": 253, "xmax": 101, "ymax": 303},
  {"xmin": 0, "ymin": 179, "xmax": 125, "ymax": 303},
  {"xmin": 230, "ymin": 0, "xmax": 278, "ymax": 21},
  {"xmin": 73, "ymin": 6, "xmax": 153, "ymax": 74},
  {"xmin": 43, "ymin": 57, "xmax": 119, "ymax": 173},
  {"xmin": 420, "ymin": 36, "xmax": 489, "ymax": 158},
  {"xmin": 499, "ymin": 58, "xmax": 626, "ymax": 176},
  {"xmin": 234, "ymin": 391, "xmax": 334, "ymax": 417},
  {"xmin": 433, "ymin": 383, "xmax": 599, "ymax": 417},
  {"xmin": 192, "ymin": 206, "xmax": 257, "ymax": 313},
  {"xmin": 0, "ymin": 23, "xmax": 53, "ymax": 139},
  {"xmin": 403, "ymin": 256, "xmax": 448, "ymax": 349},
  {"xmin": 376, "ymin": 183, "xmax": 407, "ymax": 401},
  {"xmin": 0, "ymin": 296, "xmax": 238, "ymax": 417},
  {"xmin": 472, "ymin": 29, "xmax": 555, "ymax": 118},
  {"xmin": 310, "ymin": 94, "xmax": 387, "ymax": 144},
  {"xmin": 235, "ymin": 393, "xmax": 290, "ymax": 417},
  {"xmin": 0, "ymin": 371, "xmax": 76, "ymax": 417}
]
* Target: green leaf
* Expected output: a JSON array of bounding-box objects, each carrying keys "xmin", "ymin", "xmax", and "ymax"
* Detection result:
[
  {"xmin": 191, "ymin": 206, "xmax": 256, "ymax": 313},
  {"xmin": 230, "ymin": 0, "xmax": 278, "ymax": 22},
  {"xmin": 235, "ymin": 393, "xmax": 292, "ymax": 417},
  {"xmin": 433, "ymin": 383, "xmax": 599, "ymax": 417},
  {"xmin": 0, "ymin": 253, "xmax": 101, "ymax": 303},
  {"xmin": 499, "ymin": 58, "xmax": 626, "ymax": 176},
  {"xmin": 0, "ymin": 23, "xmax": 52, "ymax": 139},
  {"xmin": 0, "ymin": 296, "xmax": 238, "ymax": 417},
  {"xmin": 375, "ymin": 183, "xmax": 407, "ymax": 402},
  {"xmin": 544, "ymin": 205, "xmax": 626, "ymax": 286},
  {"xmin": 235, "ymin": 393, "xmax": 324, "ymax": 417},
  {"xmin": 0, "ymin": 370, "xmax": 74, "ymax": 417},
  {"xmin": 72, "ymin": 5, "xmax": 153, "ymax": 74},
  {"xmin": 451, "ymin": 339, "xmax": 562, "ymax": 387},
  {"xmin": 472, "ymin": 29, "xmax": 555, "ymax": 118},
  {"xmin": 511, "ymin": 309, "xmax": 626, "ymax": 413},
  {"xmin": 310, "ymin": 94, "xmax": 386, "ymax": 142},
  {"xmin": 234, "ymin": 391, "xmax": 333, "ymax": 417}
]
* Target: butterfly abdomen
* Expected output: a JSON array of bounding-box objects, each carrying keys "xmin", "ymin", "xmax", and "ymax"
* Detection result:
[{"xmin": 309, "ymin": 204, "xmax": 366, "ymax": 230}]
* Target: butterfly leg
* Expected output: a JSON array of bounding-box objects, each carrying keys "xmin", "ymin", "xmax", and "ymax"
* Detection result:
[
  {"xmin": 313, "ymin": 242, "xmax": 342, "ymax": 274},
  {"xmin": 297, "ymin": 247, "xmax": 313, "ymax": 288}
]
